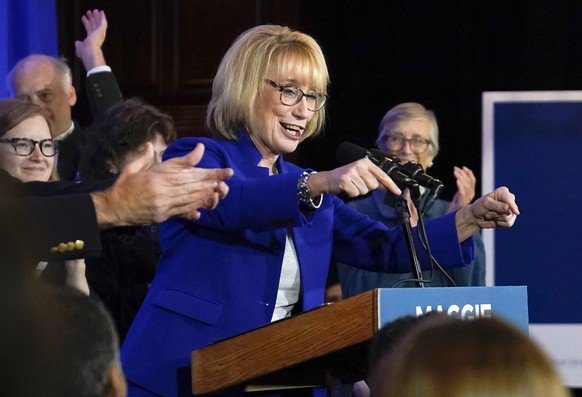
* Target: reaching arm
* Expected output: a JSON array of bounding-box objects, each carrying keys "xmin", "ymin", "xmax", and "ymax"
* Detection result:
[
  {"xmin": 455, "ymin": 186, "xmax": 519, "ymax": 241},
  {"xmin": 91, "ymin": 143, "xmax": 233, "ymax": 228},
  {"xmin": 307, "ymin": 157, "xmax": 402, "ymax": 198}
]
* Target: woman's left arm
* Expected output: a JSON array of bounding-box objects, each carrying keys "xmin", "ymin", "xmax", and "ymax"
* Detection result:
[{"xmin": 455, "ymin": 186, "xmax": 519, "ymax": 241}]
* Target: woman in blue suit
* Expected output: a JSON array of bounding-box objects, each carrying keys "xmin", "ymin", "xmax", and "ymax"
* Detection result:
[{"xmin": 121, "ymin": 25, "xmax": 519, "ymax": 397}]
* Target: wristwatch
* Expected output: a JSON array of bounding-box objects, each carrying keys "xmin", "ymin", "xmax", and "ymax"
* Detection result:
[{"xmin": 297, "ymin": 171, "xmax": 323, "ymax": 210}]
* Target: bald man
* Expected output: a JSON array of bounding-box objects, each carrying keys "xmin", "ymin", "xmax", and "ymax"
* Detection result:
[{"xmin": 6, "ymin": 10, "xmax": 122, "ymax": 180}]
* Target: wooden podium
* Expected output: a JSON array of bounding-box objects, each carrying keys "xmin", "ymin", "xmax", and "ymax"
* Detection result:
[
  {"xmin": 191, "ymin": 286, "xmax": 528, "ymax": 395},
  {"xmin": 191, "ymin": 289, "xmax": 378, "ymax": 395}
]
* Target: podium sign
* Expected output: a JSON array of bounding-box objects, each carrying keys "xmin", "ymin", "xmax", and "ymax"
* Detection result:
[
  {"xmin": 192, "ymin": 286, "xmax": 528, "ymax": 395},
  {"xmin": 377, "ymin": 286, "xmax": 528, "ymax": 332}
]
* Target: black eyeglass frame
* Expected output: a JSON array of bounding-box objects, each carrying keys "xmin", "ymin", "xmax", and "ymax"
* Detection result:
[
  {"xmin": 265, "ymin": 79, "xmax": 327, "ymax": 111},
  {"xmin": 0, "ymin": 137, "xmax": 59, "ymax": 157}
]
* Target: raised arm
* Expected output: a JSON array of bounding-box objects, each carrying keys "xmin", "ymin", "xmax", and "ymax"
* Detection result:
[
  {"xmin": 75, "ymin": 9, "xmax": 108, "ymax": 70},
  {"xmin": 75, "ymin": 9, "xmax": 123, "ymax": 117}
]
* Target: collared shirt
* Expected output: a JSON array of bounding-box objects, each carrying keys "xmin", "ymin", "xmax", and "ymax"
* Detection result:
[
  {"xmin": 87, "ymin": 65, "xmax": 112, "ymax": 76},
  {"xmin": 53, "ymin": 121, "xmax": 75, "ymax": 142}
]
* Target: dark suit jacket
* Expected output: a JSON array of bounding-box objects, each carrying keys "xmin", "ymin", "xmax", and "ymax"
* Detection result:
[
  {"xmin": 56, "ymin": 120, "xmax": 83, "ymax": 181},
  {"xmin": 0, "ymin": 170, "xmax": 110, "ymax": 262},
  {"xmin": 57, "ymin": 71, "xmax": 122, "ymax": 181},
  {"xmin": 85, "ymin": 70, "xmax": 123, "ymax": 118}
]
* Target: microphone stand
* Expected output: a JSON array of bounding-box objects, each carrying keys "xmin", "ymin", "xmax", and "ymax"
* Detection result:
[
  {"xmin": 420, "ymin": 179, "xmax": 445, "ymax": 216},
  {"xmin": 393, "ymin": 185, "xmax": 425, "ymax": 288}
]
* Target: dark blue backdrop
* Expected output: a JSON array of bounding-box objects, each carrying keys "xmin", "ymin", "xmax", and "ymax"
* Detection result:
[
  {"xmin": 483, "ymin": 92, "xmax": 582, "ymax": 386},
  {"xmin": 493, "ymin": 101, "xmax": 582, "ymax": 324},
  {"xmin": 0, "ymin": 0, "xmax": 57, "ymax": 98}
]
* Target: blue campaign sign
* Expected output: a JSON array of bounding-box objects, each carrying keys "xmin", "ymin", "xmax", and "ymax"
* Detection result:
[
  {"xmin": 483, "ymin": 92, "xmax": 582, "ymax": 323},
  {"xmin": 482, "ymin": 91, "xmax": 582, "ymax": 386},
  {"xmin": 377, "ymin": 286, "xmax": 529, "ymax": 332}
]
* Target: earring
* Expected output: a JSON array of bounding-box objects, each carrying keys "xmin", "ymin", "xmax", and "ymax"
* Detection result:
[{"xmin": 109, "ymin": 167, "xmax": 118, "ymax": 175}]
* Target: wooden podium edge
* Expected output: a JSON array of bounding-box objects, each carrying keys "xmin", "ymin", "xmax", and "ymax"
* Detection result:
[{"xmin": 191, "ymin": 289, "xmax": 379, "ymax": 395}]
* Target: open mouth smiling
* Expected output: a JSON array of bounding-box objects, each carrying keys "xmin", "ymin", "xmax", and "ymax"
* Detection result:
[{"xmin": 281, "ymin": 122, "xmax": 303, "ymax": 138}]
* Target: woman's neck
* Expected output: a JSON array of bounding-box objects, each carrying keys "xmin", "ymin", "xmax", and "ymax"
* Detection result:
[
  {"xmin": 258, "ymin": 156, "xmax": 279, "ymax": 175},
  {"xmin": 249, "ymin": 132, "xmax": 279, "ymax": 175}
]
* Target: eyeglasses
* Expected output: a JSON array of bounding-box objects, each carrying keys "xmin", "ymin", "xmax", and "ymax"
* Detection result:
[
  {"xmin": 383, "ymin": 134, "xmax": 432, "ymax": 154},
  {"xmin": 0, "ymin": 137, "xmax": 59, "ymax": 157},
  {"xmin": 265, "ymin": 79, "xmax": 327, "ymax": 111}
]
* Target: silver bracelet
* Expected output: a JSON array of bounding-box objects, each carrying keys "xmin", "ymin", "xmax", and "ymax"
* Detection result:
[{"xmin": 297, "ymin": 171, "xmax": 323, "ymax": 210}]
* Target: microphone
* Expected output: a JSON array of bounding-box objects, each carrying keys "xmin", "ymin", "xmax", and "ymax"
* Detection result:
[
  {"xmin": 368, "ymin": 148, "xmax": 444, "ymax": 190},
  {"xmin": 335, "ymin": 142, "xmax": 418, "ymax": 189},
  {"xmin": 370, "ymin": 149, "xmax": 445, "ymax": 214},
  {"xmin": 397, "ymin": 161, "xmax": 444, "ymax": 192},
  {"xmin": 368, "ymin": 148, "xmax": 445, "ymax": 214},
  {"xmin": 396, "ymin": 161, "xmax": 444, "ymax": 213}
]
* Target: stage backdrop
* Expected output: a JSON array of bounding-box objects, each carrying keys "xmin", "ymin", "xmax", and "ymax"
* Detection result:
[
  {"xmin": 482, "ymin": 91, "xmax": 582, "ymax": 386},
  {"xmin": 0, "ymin": 0, "xmax": 58, "ymax": 98}
]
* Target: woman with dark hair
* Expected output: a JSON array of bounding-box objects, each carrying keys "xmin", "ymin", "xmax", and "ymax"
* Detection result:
[
  {"xmin": 78, "ymin": 97, "xmax": 176, "ymax": 181},
  {"xmin": 77, "ymin": 98, "xmax": 177, "ymax": 342}
]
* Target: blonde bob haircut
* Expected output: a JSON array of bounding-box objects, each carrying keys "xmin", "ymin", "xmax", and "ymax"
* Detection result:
[{"xmin": 207, "ymin": 25, "xmax": 329, "ymax": 141}]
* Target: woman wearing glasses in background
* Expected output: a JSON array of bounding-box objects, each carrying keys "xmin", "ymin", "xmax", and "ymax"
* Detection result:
[
  {"xmin": 0, "ymin": 98, "xmax": 89, "ymax": 295},
  {"xmin": 0, "ymin": 98, "xmax": 58, "ymax": 182},
  {"xmin": 336, "ymin": 103, "xmax": 486, "ymax": 303},
  {"xmin": 121, "ymin": 25, "xmax": 520, "ymax": 397}
]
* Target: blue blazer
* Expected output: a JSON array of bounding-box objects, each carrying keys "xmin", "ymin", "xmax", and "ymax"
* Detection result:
[{"xmin": 121, "ymin": 131, "xmax": 475, "ymax": 396}]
